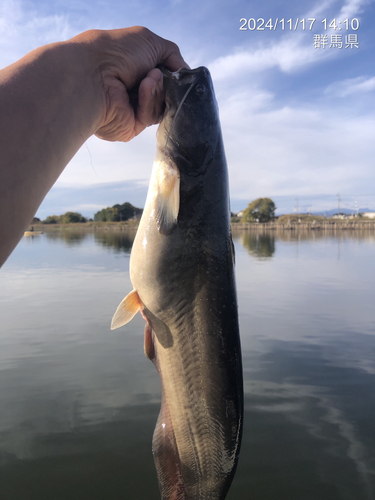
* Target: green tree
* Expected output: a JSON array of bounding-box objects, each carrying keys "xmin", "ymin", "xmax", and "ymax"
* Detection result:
[
  {"xmin": 43, "ymin": 215, "xmax": 60, "ymax": 224},
  {"xmin": 94, "ymin": 207, "xmax": 118, "ymax": 222},
  {"xmin": 94, "ymin": 208, "xmax": 106, "ymax": 222},
  {"xmin": 60, "ymin": 212, "xmax": 86, "ymax": 223},
  {"xmin": 242, "ymin": 198, "xmax": 276, "ymax": 223},
  {"xmin": 117, "ymin": 202, "xmax": 142, "ymax": 221},
  {"xmin": 94, "ymin": 202, "xmax": 142, "ymax": 222}
]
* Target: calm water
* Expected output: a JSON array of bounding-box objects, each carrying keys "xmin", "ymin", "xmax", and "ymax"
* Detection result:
[{"xmin": 1, "ymin": 228, "xmax": 375, "ymax": 499}]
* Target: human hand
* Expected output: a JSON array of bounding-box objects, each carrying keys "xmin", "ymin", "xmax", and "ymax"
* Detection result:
[{"xmin": 73, "ymin": 27, "xmax": 189, "ymax": 142}]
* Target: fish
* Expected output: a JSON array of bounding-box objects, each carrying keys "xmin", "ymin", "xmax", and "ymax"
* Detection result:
[{"xmin": 111, "ymin": 66, "xmax": 243, "ymax": 500}]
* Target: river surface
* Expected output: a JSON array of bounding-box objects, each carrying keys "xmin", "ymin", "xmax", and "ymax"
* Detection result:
[{"xmin": 0, "ymin": 228, "xmax": 375, "ymax": 500}]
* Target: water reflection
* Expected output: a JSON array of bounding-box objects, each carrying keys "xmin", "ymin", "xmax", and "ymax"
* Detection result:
[
  {"xmin": 44, "ymin": 229, "xmax": 91, "ymax": 246},
  {"xmin": 0, "ymin": 404, "xmax": 161, "ymax": 499},
  {"xmin": 1, "ymin": 229, "xmax": 375, "ymax": 499},
  {"xmin": 232, "ymin": 226, "xmax": 375, "ymax": 243},
  {"xmin": 42, "ymin": 228, "xmax": 136, "ymax": 253},
  {"xmin": 238, "ymin": 232, "xmax": 275, "ymax": 259},
  {"xmin": 94, "ymin": 230, "xmax": 136, "ymax": 253},
  {"xmin": 233, "ymin": 338, "xmax": 375, "ymax": 500}
]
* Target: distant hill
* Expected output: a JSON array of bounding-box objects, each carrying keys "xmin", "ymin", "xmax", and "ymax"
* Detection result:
[
  {"xmin": 94, "ymin": 202, "xmax": 143, "ymax": 222},
  {"xmin": 312, "ymin": 208, "xmax": 375, "ymax": 216}
]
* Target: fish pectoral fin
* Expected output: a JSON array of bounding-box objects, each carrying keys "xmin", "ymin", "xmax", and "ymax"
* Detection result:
[
  {"xmin": 111, "ymin": 289, "xmax": 142, "ymax": 330},
  {"xmin": 155, "ymin": 160, "xmax": 180, "ymax": 235}
]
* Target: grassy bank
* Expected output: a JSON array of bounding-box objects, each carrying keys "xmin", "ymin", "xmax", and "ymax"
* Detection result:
[
  {"xmin": 28, "ymin": 218, "xmax": 375, "ymax": 233},
  {"xmin": 232, "ymin": 220, "xmax": 375, "ymax": 230},
  {"xmin": 28, "ymin": 220, "xmax": 140, "ymax": 231}
]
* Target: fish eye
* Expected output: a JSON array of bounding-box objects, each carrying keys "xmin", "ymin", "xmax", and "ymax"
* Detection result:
[{"xmin": 195, "ymin": 84, "xmax": 205, "ymax": 95}]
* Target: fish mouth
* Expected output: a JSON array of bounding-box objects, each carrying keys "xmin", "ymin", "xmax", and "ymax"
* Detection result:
[
  {"xmin": 158, "ymin": 65, "xmax": 209, "ymax": 82},
  {"xmin": 156, "ymin": 66, "xmax": 216, "ymax": 177},
  {"xmin": 158, "ymin": 67, "xmax": 207, "ymax": 163},
  {"xmin": 157, "ymin": 66, "xmax": 209, "ymax": 125},
  {"xmin": 160, "ymin": 70, "xmax": 202, "ymax": 124}
]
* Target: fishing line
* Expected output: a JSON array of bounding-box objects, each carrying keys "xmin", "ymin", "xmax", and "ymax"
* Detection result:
[
  {"xmin": 164, "ymin": 75, "xmax": 202, "ymax": 150},
  {"xmin": 84, "ymin": 140, "xmax": 99, "ymax": 178}
]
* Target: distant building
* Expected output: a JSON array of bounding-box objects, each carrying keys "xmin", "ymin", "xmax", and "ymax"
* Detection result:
[
  {"xmin": 332, "ymin": 213, "xmax": 349, "ymax": 219},
  {"xmin": 363, "ymin": 212, "xmax": 375, "ymax": 219}
]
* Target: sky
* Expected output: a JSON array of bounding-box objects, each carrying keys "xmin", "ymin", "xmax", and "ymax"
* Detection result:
[{"xmin": 1, "ymin": 0, "xmax": 374, "ymax": 217}]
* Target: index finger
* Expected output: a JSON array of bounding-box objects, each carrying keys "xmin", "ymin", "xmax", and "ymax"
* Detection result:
[{"xmin": 157, "ymin": 39, "xmax": 191, "ymax": 72}]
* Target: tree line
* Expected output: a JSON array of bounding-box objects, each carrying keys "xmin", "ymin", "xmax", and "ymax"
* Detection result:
[
  {"xmin": 41, "ymin": 202, "xmax": 142, "ymax": 224},
  {"xmin": 40, "ymin": 199, "xmax": 276, "ymax": 225},
  {"xmin": 43, "ymin": 212, "xmax": 88, "ymax": 224}
]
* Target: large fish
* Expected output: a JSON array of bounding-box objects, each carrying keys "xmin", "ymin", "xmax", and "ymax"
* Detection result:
[{"xmin": 111, "ymin": 66, "xmax": 243, "ymax": 500}]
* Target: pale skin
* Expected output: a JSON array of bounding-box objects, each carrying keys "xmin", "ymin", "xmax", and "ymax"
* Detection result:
[{"xmin": 0, "ymin": 26, "xmax": 189, "ymax": 267}]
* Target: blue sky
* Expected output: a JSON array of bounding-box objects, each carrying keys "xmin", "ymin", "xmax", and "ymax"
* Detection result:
[{"xmin": 1, "ymin": 0, "xmax": 374, "ymax": 216}]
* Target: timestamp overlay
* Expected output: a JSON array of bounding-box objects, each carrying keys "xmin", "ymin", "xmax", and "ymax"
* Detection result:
[{"xmin": 239, "ymin": 18, "xmax": 360, "ymax": 49}]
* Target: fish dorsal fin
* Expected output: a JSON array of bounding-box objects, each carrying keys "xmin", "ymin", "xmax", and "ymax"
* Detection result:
[
  {"xmin": 155, "ymin": 159, "xmax": 180, "ymax": 235},
  {"xmin": 111, "ymin": 289, "xmax": 142, "ymax": 330}
]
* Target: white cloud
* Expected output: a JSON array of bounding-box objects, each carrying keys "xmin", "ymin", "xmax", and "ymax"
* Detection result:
[
  {"xmin": 305, "ymin": 0, "xmax": 370, "ymax": 19},
  {"xmin": 305, "ymin": 0, "xmax": 338, "ymax": 18},
  {"xmin": 56, "ymin": 126, "xmax": 158, "ymax": 187},
  {"xmin": 338, "ymin": 0, "xmax": 370, "ymax": 19},
  {"xmin": 209, "ymin": 35, "xmax": 334, "ymax": 81},
  {"xmin": 1, "ymin": 0, "xmax": 373, "ymax": 217},
  {"xmin": 0, "ymin": 0, "xmax": 76, "ymax": 68},
  {"xmin": 209, "ymin": 0, "xmax": 371, "ymax": 82},
  {"xmin": 325, "ymin": 76, "xmax": 375, "ymax": 97},
  {"xmin": 207, "ymin": 0, "xmax": 375, "ymax": 204},
  {"xmin": 220, "ymin": 89, "xmax": 375, "ymax": 200}
]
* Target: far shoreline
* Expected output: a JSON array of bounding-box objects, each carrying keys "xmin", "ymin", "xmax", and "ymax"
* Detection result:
[{"xmin": 26, "ymin": 219, "xmax": 375, "ymax": 232}]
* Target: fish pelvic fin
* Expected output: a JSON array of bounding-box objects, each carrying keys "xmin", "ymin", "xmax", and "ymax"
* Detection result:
[
  {"xmin": 155, "ymin": 159, "xmax": 180, "ymax": 235},
  {"xmin": 110, "ymin": 289, "xmax": 142, "ymax": 330},
  {"xmin": 144, "ymin": 322, "xmax": 155, "ymax": 360}
]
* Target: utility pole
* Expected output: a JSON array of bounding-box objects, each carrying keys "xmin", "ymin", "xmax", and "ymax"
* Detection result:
[{"xmin": 337, "ymin": 193, "xmax": 340, "ymax": 216}]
